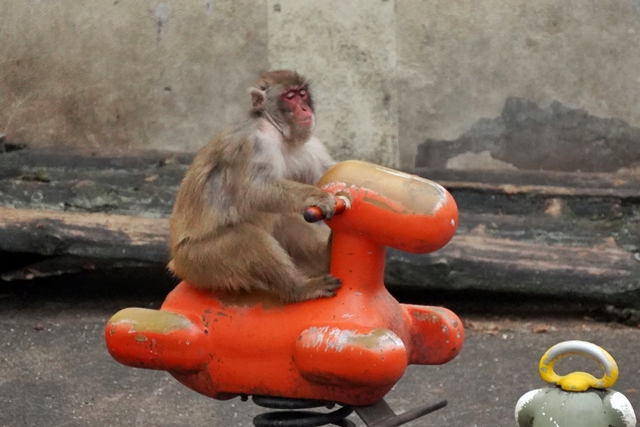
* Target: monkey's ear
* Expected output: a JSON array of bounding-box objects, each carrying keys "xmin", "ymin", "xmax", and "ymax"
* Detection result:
[{"xmin": 250, "ymin": 88, "xmax": 266, "ymax": 110}]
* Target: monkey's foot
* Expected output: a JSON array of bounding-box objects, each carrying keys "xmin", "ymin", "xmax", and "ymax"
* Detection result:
[{"xmin": 295, "ymin": 274, "xmax": 341, "ymax": 301}]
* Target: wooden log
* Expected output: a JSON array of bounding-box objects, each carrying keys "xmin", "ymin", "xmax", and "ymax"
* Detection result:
[
  {"xmin": 416, "ymin": 168, "xmax": 640, "ymax": 230},
  {"xmin": 1, "ymin": 148, "xmax": 640, "ymax": 308},
  {"xmin": 0, "ymin": 148, "xmax": 191, "ymax": 217},
  {"xmin": 1, "ymin": 256, "xmax": 153, "ymax": 281},
  {"xmin": 415, "ymin": 167, "xmax": 640, "ymax": 197},
  {"xmin": 0, "ymin": 207, "xmax": 169, "ymax": 263},
  {"xmin": 386, "ymin": 232, "xmax": 640, "ymax": 308}
]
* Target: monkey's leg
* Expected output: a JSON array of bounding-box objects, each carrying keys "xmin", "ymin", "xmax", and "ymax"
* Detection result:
[
  {"xmin": 171, "ymin": 223, "xmax": 340, "ymax": 302},
  {"xmin": 273, "ymin": 214, "xmax": 332, "ymax": 277}
]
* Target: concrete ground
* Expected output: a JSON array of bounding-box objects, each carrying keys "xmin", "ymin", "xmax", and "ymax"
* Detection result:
[{"xmin": 1, "ymin": 272, "xmax": 639, "ymax": 427}]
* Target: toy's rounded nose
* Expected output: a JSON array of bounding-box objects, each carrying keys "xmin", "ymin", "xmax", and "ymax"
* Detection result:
[
  {"xmin": 318, "ymin": 160, "xmax": 458, "ymax": 253},
  {"xmin": 105, "ymin": 308, "xmax": 208, "ymax": 372}
]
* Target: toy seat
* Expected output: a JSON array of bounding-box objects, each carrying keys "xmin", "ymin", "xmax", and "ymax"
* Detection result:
[{"xmin": 105, "ymin": 160, "xmax": 464, "ymax": 426}]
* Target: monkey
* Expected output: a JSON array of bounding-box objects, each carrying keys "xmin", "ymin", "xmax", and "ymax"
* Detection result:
[{"xmin": 168, "ymin": 70, "xmax": 341, "ymax": 303}]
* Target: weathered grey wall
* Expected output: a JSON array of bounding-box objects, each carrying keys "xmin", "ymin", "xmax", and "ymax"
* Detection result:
[
  {"xmin": 1, "ymin": 1, "xmax": 639, "ymax": 169},
  {"xmin": 400, "ymin": 0, "xmax": 640, "ymax": 171},
  {"xmin": 0, "ymin": 1, "xmax": 267, "ymax": 152},
  {"xmin": 268, "ymin": 1, "xmax": 399, "ymax": 166}
]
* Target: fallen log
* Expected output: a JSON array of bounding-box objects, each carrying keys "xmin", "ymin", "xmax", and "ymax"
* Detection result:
[
  {"xmin": 0, "ymin": 207, "xmax": 169, "ymax": 263},
  {"xmin": 1, "ymin": 148, "xmax": 640, "ymax": 309}
]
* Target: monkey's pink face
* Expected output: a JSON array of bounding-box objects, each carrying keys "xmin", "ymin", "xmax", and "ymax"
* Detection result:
[{"xmin": 281, "ymin": 87, "xmax": 314, "ymax": 128}]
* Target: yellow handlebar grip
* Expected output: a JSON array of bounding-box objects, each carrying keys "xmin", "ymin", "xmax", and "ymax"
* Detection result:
[{"xmin": 539, "ymin": 340, "xmax": 618, "ymax": 392}]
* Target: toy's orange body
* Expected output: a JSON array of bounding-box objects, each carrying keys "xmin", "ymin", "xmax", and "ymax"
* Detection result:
[{"xmin": 106, "ymin": 161, "xmax": 464, "ymax": 407}]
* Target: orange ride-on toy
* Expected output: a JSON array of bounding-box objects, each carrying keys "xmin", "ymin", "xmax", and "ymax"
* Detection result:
[{"xmin": 105, "ymin": 160, "xmax": 464, "ymax": 427}]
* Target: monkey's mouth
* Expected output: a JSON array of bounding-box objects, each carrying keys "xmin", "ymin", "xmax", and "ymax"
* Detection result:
[{"xmin": 297, "ymin": 118, "xmax": 314, "ymax": 128}]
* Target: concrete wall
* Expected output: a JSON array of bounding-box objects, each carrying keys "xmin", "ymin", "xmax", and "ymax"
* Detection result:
[
  {"xmin": 400, "ymin": 0, "xmax": 640, "ymax": 172},
  {"xmin": 0, "ymin": 1, "xmax": 267, "ymax": 152},
  {"xmin": 1, "ymin": 1, "xmax": 639, "ymax": 170}
]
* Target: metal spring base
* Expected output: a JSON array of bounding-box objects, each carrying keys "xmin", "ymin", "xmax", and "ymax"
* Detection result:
[
  {"xmin": 252, "ymin": 396, "xmax": 356, "ymax": 427},
  {"xmin": 251, "ymin": 395, "xmax": 447, "ymax": 427}
]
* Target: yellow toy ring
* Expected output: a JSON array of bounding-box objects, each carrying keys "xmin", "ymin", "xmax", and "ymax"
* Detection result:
[{"xmin": 539, "ymin": 340, "xmax": 618, "ymax": 392}]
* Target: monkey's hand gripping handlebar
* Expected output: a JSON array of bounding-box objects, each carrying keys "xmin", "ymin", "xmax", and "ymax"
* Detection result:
[{"xmin": 303, "ymin": 194, "xmax": 352, "ymax": 223}]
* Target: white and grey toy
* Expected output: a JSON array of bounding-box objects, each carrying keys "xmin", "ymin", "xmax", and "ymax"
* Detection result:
[{"xmin": 516, "ymin": 340, "xmax": 636, "ymax": 427}]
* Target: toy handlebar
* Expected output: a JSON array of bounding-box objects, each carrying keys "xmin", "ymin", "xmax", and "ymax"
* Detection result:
[
  {"xmin": 539, "ymin": 340, "xmax": 619, "ymax": 391},
  {"xmin": 303, "ymin": 194, "xmax": 351, "ymax": 223}
]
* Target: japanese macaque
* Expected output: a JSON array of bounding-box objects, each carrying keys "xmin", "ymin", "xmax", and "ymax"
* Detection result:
[{"xmin": 168, "ymin": 70, "xmax": 341, "ymax": 303}]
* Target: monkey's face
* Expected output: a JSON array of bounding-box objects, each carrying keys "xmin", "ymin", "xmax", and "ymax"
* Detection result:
[{"xmin": 279, "ymin": 86, "xmax": 314, "ymax": 129}]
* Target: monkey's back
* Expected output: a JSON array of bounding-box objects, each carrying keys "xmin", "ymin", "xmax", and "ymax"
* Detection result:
[{"xmin": 169, "ymin": 125, "xmax": 256, "ymax": 249}]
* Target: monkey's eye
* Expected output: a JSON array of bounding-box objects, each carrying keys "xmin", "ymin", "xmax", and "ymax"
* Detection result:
[
  {"xmin": 285, "ymin": 91, "xmax": 296, "ymax": 99},
  {"xmin": 299, "ymin": 89, "xmax": 307, "ymax": 98}
]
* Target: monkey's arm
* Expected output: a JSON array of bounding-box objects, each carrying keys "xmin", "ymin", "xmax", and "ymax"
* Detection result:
[{"xmin": 247, "ymin": 178, "xmax": 337, "ymax": 218}]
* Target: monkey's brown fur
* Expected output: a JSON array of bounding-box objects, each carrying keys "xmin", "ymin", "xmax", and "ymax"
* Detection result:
[{"xmin": 168, "ymin": 70, "xmax": 340, "ymax": 303}]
